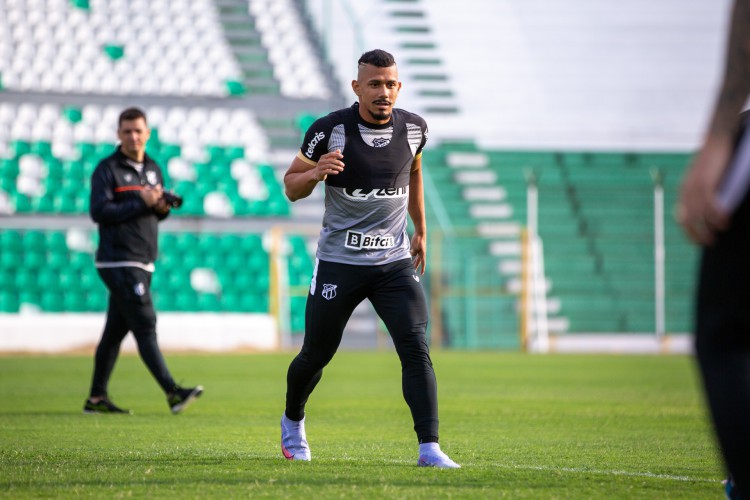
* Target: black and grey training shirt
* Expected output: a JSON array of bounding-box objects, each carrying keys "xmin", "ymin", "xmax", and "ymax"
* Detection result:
[{"xmin": 297, "ymin": 103, "xmax": 428, "ymax": 266}]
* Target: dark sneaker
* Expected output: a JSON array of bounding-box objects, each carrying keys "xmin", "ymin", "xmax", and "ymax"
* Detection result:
[
  {"xmin": 168, "ymin": 385, "xmax": 203, "ymax": 414},
  {"xmin": 83, "ymin": 397, "xmax": 132, "ymax": 415}
]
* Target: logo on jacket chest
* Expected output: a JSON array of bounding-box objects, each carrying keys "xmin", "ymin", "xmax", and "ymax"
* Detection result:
[{"xmin": 123, "ymin": 170, "xmax": 157, "ymax": 186}]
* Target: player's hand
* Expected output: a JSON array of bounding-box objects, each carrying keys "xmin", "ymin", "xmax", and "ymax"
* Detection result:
[
  {"xmin": 313, "ymin": 150, "xmax": 344, "ymax": 182},
  {"xmin": 410, "ymin": 232, "xmax": 426, "ymax": 275},
  {"xmin": 676, "ymin": 136, "xmax": 731, "ymax": 246},
  {"xmin": 141, "ymin": 184, "xmax": 164, "ymax": 208}
]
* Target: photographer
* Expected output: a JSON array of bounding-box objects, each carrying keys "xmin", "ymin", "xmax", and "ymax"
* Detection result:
[{"xmin": 84, "ymin": 107, "xmax": 202, "ymax": 415}]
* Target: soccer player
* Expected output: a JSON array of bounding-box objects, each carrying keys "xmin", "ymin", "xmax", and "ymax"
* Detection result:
[
  {"xmin": 278, "ymin": 49, "xmax": 459, "ymax": 468},
  {"xmin": 677, "ymin": 1, "xmax": 750, "ymax": 496},
  {"xmin": 84, "ymin": 107, "xmax": 203, "ymax": 415}
]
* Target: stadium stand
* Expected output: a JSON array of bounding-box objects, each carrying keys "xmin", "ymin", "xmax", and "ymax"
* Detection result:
[
  {"xmin": 0, "ymin": 101, "xmax": 288, "ymax": 217},
  {"xmin": 0, "ymin": 0, "xmax": 339, "ymax": 341},
  {"xmin": 0, "ymin": 227, "xmax": 313, "ymax": 331},
  {"xmin": 423, "ymin": 142, "xmax": 697, "ymax": 343},
  {"xmin": 1, "ymin": 0, "xmax": 246, "ymax": 96},
  {"xmin": 0, "ymin": 0, "xmax": 711, "ymax": 352}
]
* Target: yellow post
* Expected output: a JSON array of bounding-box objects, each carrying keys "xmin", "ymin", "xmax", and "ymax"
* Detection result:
[
  {"xmin": 430, "ymin": 230, "xmax": 443, "ymax": 349},
  {"xmin": 519, "ymin": 227, "xmax": 530, "ymax": 351},
  {"xmin": 268, "ymin": 226, "xmax": 282, "ymax": 349}
]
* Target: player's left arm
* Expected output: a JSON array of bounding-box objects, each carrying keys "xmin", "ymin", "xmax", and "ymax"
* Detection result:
[
  {"xmin": 677, "ymin": 0, "xmax": 750, "ymax": 244},
  {"xmin": 408, "ymin": 154, "xmax": 427, "ymax": 275}
]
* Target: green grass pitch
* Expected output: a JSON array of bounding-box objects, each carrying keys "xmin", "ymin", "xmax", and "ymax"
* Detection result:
[{"xmin": 0, "ymin": 351, "xmax": 723, "ymax": 498}]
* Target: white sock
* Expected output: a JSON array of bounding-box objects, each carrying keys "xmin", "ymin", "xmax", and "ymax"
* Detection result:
[
  {"xmin": 283, "ymin": 414, "xmax": 304, "ymax": 427},
  {"xmin": 419, "ymin": 442, "xmax": 440, "ymax": 455}
]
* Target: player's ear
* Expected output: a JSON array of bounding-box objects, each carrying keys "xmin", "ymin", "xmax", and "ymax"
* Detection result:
[{"xmin": 351, "ymin": 80, "xmax": 361, "ymax": 97}]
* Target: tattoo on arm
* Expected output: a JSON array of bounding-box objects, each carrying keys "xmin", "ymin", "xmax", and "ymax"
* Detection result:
[{"xmin": 710, "ymin": 0, "xmax": 750, "ymax": 138}]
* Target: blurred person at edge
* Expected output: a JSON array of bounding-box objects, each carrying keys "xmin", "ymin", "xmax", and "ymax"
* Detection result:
[{"xmin": 677, "ymin": 1, "xmax": 750, "ymax": 497}]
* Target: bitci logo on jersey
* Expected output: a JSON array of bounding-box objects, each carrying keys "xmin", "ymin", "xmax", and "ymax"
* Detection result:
[{"xmin": 345, "ymin": 231, "xmax": 395, "ymax": 250}]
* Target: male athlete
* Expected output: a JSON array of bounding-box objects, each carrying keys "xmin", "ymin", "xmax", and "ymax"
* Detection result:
[{"xmin": 279, "ymin": 49, "xmax": 459, "ymax": 468}]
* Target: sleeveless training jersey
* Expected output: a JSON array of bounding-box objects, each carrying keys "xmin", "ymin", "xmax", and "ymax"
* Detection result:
[{"xmin": 297, "ymin": 103, "xmax": 428, "ymax": 266}]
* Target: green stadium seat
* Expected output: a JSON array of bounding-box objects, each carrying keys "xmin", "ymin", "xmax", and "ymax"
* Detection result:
[
  {"xmin": 11, "ymin": 140, "xmax": 31, "ymax": 157},
  {"xmin": 70, "ymin": 252, "xmax": 93, "ymax": 270},
  {"xmin": 175, "ymin": 292, "xmax": 198, "ymax": 311},
  {"xmin": 0, "ymin": 230, "xmax": 22, "ymax": 251},
  {"xmin": 18, "ymin": 291, "xmax": 41, "ymax": 307},
  {"xmin": 53, "ymin": 194, "xmax": 78, "ymax": 213},
  {"xmin": 30, "ymin": 141, "xmax": 53, "ymax": 158},
  {"xmin": 0, "ymin": 175, "xmax": 16, "ymax": 194},
  {"xmin": 13, "ymin": 193, "xmax": 33, "ymax": 212},
  {"xmin": 220, "ymin": 293, "xmax": 242, "ymax": 311},
  {"xmin": 1, "ymin": 158, "xmax": 20, "ymax": 178},
  {"xmin": 0, "ymin": 292, "xmax": 19, "ymax": 312},
  {"xmin": 63, "ymin": 292, "xmax": 88, "ymax": 312},
  {"xmin": 76, "ymin": 142, "xmax": 96, "ymax": 161},
  {"xmin": 86, "ymin": 292, "xmax": 105, "ymax": 311},
  {"xmin": 197, "ymin": 294, "xmax": 220, "ymax": 311},
  {"xmin": 41, "ymin": 292, "xmax": 64, "ymax": 312},
  {"xmin": 36, "ymin": 270, "xmax": 59, "ymax": 291},
  {"xmin": 155, "ymin": 292, "xmax": 176, "ymax": 311}
]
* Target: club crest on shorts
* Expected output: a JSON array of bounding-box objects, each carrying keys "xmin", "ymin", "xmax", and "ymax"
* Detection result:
[
  {"xmin": 321, "ymin": 283, "xmax": 337, "ymax": 300},
  {"xmin": 134, "ymin": 282, "xmax": 146, "ymax": 297}
]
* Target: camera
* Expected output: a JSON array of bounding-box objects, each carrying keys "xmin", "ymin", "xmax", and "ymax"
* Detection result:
[{"xmin": 162, "ymin": 191, "xmax": 183, "ymax": 208}]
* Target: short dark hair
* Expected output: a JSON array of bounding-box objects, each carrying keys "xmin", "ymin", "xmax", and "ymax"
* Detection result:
[
  {"xmin": 118, "ymin": 107, "xmax": 148, "ymax": 128},
  {"xmin": 358, "ymin": 49, "xmax": 396, "ymax": 68}
]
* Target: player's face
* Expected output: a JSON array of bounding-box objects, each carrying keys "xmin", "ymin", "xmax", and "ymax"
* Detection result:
[
  {"xmin": 117, "ymin": 117, "xmax": 150, "ymax": 160},
  {"xmin": 352, "ymin": 63, "xmax": 401, "ymax": 124}
]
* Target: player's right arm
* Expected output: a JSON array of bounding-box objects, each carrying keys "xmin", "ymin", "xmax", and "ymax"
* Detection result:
[
  {"xmin": 284, "ymin": 116, "xmax": 345, "ymax": 202},
  {"xmin": 283, "ymin": 151, "xmax": 344, "ymax": 202}
]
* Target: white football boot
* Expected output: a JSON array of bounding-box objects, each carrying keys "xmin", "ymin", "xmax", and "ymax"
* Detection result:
[
  {"xmin": 417, "ymin": 442, "xmax": 461, "ymax": 468},
  {"xmin": 281, "ymin": 414, "xmax": 311, "ymax": 461}
]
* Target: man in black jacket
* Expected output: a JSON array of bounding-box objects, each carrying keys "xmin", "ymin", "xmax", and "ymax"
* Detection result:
[{"xmin": 84, "ymin": 107, "xmax": 202, "ymax": 415}]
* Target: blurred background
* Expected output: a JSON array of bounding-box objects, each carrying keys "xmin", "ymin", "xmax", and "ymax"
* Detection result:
[{"xmin": 0, "ymin": 0, "xmax": 733, "ymax": 354}]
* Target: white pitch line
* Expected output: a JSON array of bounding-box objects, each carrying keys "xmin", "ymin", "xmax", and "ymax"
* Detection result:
[
  {"xmin": 250, "ymin": 452, "xmax": 720, "ymax": 483},
  {"xmin": 492, "ymin": 463, "xmax": 719, "ymax": 484}
]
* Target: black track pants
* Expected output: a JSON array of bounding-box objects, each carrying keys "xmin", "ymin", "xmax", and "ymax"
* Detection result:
[
  {"xmin": 89, "ymin": 267, "xmax": 176, "ymax": 397},
  {"xmin": 285, "ymin": 258, "xmax": 439, "ymax": 442},
  {"xmin": 695, "ymin": 192, "xmax": 750, "ymax": 495}
]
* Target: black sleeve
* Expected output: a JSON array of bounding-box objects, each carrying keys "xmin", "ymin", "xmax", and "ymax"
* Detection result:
[
  {"xmin": 416, "ymin": 116, "xmax": 429, "ymax": 157},
  {"xmin": 89, "ymin": 162, "xmax": 149, "ymax": 224},
  {"xmin": 298, "ymin": 115, "xmax": 336, "ymax": 163}
]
